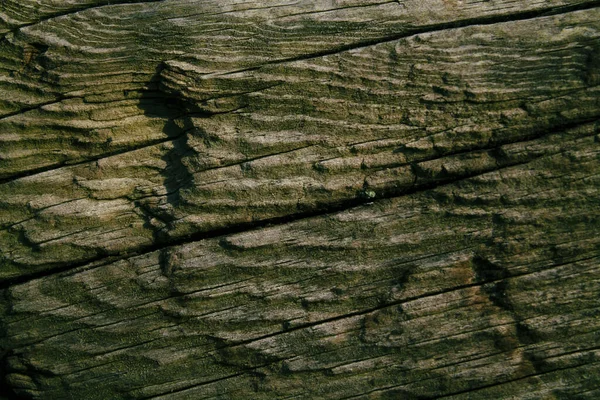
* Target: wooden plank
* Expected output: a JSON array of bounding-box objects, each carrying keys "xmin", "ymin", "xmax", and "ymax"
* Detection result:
[
  {"xmin": 1, "ymin": 8, "xmax": 599, "ymax": 281},
  {"xmin": 1, "ymin": 1, "xmax": 598, "ymax": 178},
  {"xmin": 0, "ymin": 1, "xmax": 599, "ymax": 399},
  {"xmin": 2, "ymin": 130, "xmax": 599, "ymax": 398}
]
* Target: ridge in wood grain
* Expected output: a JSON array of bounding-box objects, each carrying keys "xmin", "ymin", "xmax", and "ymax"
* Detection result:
[
  {"xmin": 1, "ymin": 0, "xmax": 599, "ymax": 179},
  {"xmin": 1, "ymin": 8, "xmax": 599, "ymax": 283},
  {"xmin": 2, "ymin": 133, "xmax": 598, "ymax": 398}
]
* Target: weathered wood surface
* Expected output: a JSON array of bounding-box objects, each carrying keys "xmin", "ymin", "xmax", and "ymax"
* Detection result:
[{"xmin": 0, "ymin": 0, "xmax": 599, "ymax": 399}]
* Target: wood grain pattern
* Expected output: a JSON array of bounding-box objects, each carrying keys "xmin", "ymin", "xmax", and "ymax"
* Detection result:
[
  {"xmin": 0, "ymin": 0, "xmax": 599, "ymax": 399},
  {"xmin": 1, "ymin": 0, "xmax": 599, "ymax": 179},
  {"xmin": 1, "ymin": 8, "xmax": 599, "ymax": 281},
  {"xmin": 2, "ymin": 134, "xmax": 599, "ymax": 398}
]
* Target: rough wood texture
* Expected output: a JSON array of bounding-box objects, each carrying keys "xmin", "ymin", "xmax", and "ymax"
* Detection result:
[{"xmin": 1, "ymin": 0, "xmax": 599, "ymax": 399}]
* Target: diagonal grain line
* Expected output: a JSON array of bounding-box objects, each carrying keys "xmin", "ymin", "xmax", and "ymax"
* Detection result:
[
  {"xmin": 432, "ymin": 359, "xmax": 600, "ymax": 400},
  {"xmin": 1, "ymin": 128, "xmax": 597, "ymax": 290},
  {"xmin": 0, "ymin": 97, "xmax": 65, "ymax": 121},
  {"xmin": 5, "ymin": 257, "xmax": 598, "ymax": 397},
  {"xmin": 143, "ymin": 287, "xmax": 600, "ymax": 399},
  {"xmin": 1, "ymin": 0, "xmax": 165, "ymax": 37},
  {"xmin": 3, "ymin": 5, "xmax": 599, "ymax": 182},
  {"xmin": 207, "ymin": 2, "xmax": 600, "ymax": 77},
  {"xmin": 140, "ymin": 371, "xmax": 247, "ymax": 400},
  {"xmin": 176, "ymin": 255, "xmax": 600, "ymax": 351},
  {"xmin": 338, "ymin": 358, "xmax": 600, "ymax": 400},
  {"xmin": 0, "ymin": 124, "xmax": 195, "ymax": 185},
  {"xmin": 274, "ymin": 1, "xmax": 400, "ymax": 19}
]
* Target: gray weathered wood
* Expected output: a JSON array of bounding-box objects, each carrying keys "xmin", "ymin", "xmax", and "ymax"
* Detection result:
[{"xmin": 1, "ymin": 1, "xmax": 599, "ymax": 399}]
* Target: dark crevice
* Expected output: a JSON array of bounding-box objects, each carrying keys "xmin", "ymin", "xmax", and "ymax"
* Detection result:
[
  {"xmin": 134, "ymin": 67, "xmax": 202, "ymax": 244},
  {"xmin": 482, "ymin": 280, "xmax": 513, "ymax": 311},
  {"xmin": 0, "ymin": 290, "xmax": 23, "ymax": 399},
  {"xmin": 161, "ymin": 135, "xmax": 195, "ymax": 207},
  {"xmin": 471, "ymin": 255, "xmax": 511, "ymax": 283}
]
